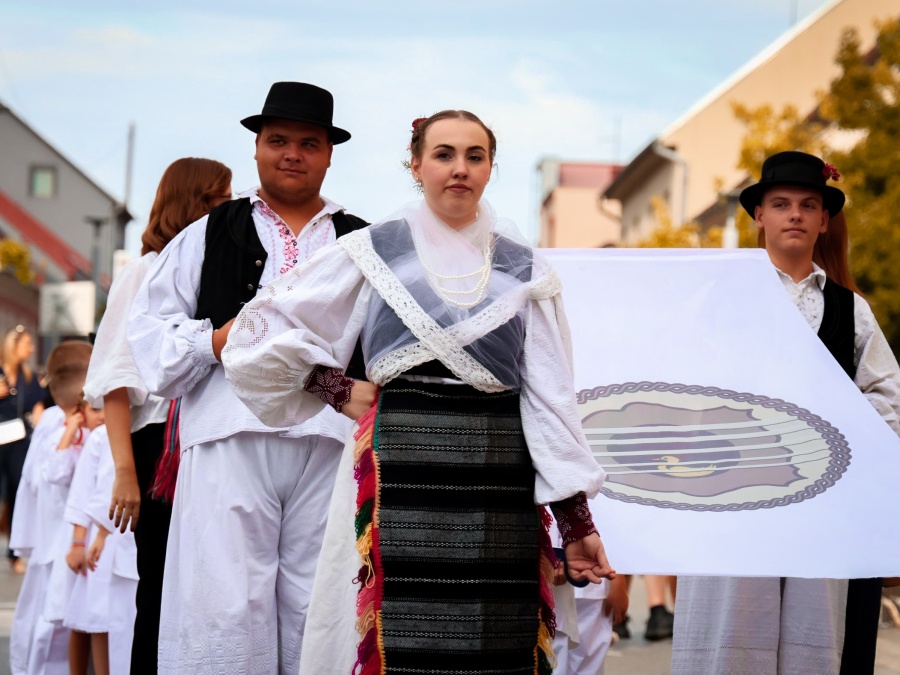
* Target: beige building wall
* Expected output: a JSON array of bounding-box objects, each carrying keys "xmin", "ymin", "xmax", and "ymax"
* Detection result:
[
  {"xmin": 541, "ymin": 187, "xmax": 621, "ymax": 248},
  {"xmin": 613, "ymin": 0, "xmax": 900, "ymax": 242},
  {"xmin": 620, "ymin": 162, "xmax": 678, "ymax": 245}
]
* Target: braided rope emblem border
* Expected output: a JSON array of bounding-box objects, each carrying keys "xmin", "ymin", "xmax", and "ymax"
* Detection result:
[{"xmin": 577, "ymin": 382, "xmax": 851, "ymax": 512}]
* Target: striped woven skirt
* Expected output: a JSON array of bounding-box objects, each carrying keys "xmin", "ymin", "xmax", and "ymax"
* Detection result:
[{"xmin": 353, "ymin": 379, "xmax": 556, "ymax": 675}]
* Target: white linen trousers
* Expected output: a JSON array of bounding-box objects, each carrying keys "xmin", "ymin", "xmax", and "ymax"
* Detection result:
[{"xmin": 157, "ymin": 431, "xmax": 342, "ymax": 675}]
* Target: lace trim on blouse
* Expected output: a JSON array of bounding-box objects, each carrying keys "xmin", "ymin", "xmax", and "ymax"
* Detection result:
[{"xmin": 339, "ymin": 229, "xmax": 563, "ymax": 392}]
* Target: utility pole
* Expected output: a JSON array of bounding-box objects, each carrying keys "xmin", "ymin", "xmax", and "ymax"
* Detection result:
[{"xmin": 84, "ymin": 216, "xmax": 107, "ymax": 314}]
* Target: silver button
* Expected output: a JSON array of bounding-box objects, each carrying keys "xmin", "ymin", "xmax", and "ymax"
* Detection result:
[
  {"xmin": 246, "ymin": 283, "xmax": 254, "ymax": 291},
  {"xmin": 255, "ymin": 260, "xmax": 262, "ymax": 267}
]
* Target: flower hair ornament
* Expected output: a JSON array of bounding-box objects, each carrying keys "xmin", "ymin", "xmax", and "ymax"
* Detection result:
[
  {"xmin": 823, "ymin": 163, "xmax": 841, "ymax": 182},
  {"xmin": 411, "ymin": 117, "xmax": 427, "ymax": 132}
]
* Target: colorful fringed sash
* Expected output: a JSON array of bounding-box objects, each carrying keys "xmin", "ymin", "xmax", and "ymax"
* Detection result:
[
  {"xmin": 352, "ymin": 401, "xmax": 381, "ymax": 675},
  {"xmin": 149, "ymin": 397, "xmax": 181, "ymax": 503},
  {"xmin": 351, "ymin": 380, "xmax": 557, "ymax": 675}
]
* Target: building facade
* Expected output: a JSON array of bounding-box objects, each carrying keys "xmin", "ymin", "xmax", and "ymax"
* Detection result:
[
  {"xmin": 537, "ymin": 158, "xmax": 622, "ymax": 248},
  {"xmin": 0, "ymin": 100, "xmax": 130, "ymax": 345},
  {"xmin": 604, "ymin": 0, "xmax": 900, "ymax": 245}
]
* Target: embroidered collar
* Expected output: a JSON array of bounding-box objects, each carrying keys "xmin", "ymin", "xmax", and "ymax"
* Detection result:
[
  {"xmin": 239, "ymin": 187, "xmax": 344, "ymax": 227},
  {"xmin": 775, "ymin": 262, "xmax": 826, "ymax": 291}
]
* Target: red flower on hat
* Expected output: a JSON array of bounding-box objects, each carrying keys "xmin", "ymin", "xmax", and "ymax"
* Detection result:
[
  {"xmin": 823, "ymin": 163, "xmax": 840, "ymax": 182},
  {"xmin": 411, "ymin": 117, "xmax": 427, "ymax": 132}
]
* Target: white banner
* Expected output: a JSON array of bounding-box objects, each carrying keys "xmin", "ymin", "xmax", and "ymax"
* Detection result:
[{"xmin": 545, "ymin": 248, "xmax": 900, "ymax": 578}]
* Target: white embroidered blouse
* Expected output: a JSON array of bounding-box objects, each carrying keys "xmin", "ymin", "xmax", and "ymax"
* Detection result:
[
  {"xmin": 223, "ymin": 224, "xmax": 606, "ymax": 505},
  {"xmin": 127, "ymin": 189, "xmax": 352, "ymax": 449}
]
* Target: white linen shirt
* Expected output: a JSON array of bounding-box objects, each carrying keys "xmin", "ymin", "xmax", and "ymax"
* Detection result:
[
  {"xmin": 776, "ymin": 263, "xmax": 900, "ymax": 435},
  {"xmin": 84, "ymin": 252, "xmax": 168, "ymax": 432},
  {"xmin": 127, "ymin": 188, "xmax": 352, "ymax": 449}
]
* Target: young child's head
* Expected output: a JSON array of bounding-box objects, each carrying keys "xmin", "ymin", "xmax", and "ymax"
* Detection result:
[
  {"xmin": 49, "ymin": 363, "xmax": 89, "ymax": 415},
  {"xmin": 46, "ymin": 341, "xmax": 92, "ymax": 414},
  {"xmin": 78, "ymin": 394, "xmax": 105, "ymax": 430}
]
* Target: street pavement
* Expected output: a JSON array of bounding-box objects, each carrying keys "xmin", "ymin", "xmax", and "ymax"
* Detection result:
[{"xmin": 0, "ymin": 553, "xmax": 898, "ymax": 674}]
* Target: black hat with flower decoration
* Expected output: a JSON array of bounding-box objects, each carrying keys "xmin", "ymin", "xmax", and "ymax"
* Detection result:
[{"xmin": 739, "ymin": 151, "xmax": 845, "ymax": 217}]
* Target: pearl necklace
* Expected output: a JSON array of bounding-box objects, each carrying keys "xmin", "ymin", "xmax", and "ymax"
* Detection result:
[{"xmin": 413, "ymin": 228, "xmax": 493, "ymax": 309}]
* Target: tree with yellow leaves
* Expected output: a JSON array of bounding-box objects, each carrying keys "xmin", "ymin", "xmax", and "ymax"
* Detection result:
[
  {"xmin": 736, "ymin": 21, "xmax": 900, "ymax": 353},
  {"xmin": 641, "ymin": 20, "xmax": 900, "ymax": 352},
  {"xmin": 0, "ymin": 239, "xmax": 34, "ymax": 285}
]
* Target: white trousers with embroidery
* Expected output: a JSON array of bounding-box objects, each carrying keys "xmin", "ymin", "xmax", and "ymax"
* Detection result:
[{"xmin": 157, "ymin": 432, "xmax": 342, "ymax": 675}]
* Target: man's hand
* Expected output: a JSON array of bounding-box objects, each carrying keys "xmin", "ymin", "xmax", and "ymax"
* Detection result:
[
  {"xmin": 212, "ymin": 318, "xmax": 236, "ymax": 362},
  {"xmin": 564, "ymin": 532, "xmax": 616, "ymax": 584},
  {"xmin": 551, "ymin": 563, "xmax": 567, "ymax": 587},
  {"xmin": 109, "ymin": 467, "xmax": 141, "ymax": 532},
  {"xmin": 342, "ymin": 381, "xmax": 378, "ymax": 421}
]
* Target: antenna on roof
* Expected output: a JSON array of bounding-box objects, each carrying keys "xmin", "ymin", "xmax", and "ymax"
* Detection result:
[{"xmin": 124, "ymin": 122, "xmax": 135, "ymax": 208}]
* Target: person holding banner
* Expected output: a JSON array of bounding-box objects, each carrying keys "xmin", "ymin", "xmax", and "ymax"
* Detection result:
[
  {"xmin": 672, "ymin": 151, "xmax": 900, "ymax": 675},
  {"xmin": 223, "ymin": 110, "xmax": 614, "ymax": 674}
]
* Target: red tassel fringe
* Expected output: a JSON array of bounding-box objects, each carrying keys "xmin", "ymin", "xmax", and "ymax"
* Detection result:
[{"xmin": 149, "ymin": 398, "xmax": 181, "ymax": 503}]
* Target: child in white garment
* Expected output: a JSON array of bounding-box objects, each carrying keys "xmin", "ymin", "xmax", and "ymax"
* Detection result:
[
  {"xmin": 64, "ymin": 424, "xmax": 138, "ymax": 675},
  {"xmin": 8, "ymin": 342, "xmax": 93, "ymax": 675},
  {"xmin": 52, "ymin": 413, "xmax": 112, "ymax": 675}
]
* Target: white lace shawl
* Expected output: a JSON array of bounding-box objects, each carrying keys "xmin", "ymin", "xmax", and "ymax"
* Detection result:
[{"xmin": 338, "ymin": 226, "xmax": 561, "ymax": 391}]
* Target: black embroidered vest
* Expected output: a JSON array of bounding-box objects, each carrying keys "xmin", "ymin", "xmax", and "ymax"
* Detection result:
[
  {"xmin": 195, "ymin": 197, "xmax": 369, "ymax": 378},
  {"xmin": 817, "ymin": 278, "xmax": 856, "ymax": 379}
]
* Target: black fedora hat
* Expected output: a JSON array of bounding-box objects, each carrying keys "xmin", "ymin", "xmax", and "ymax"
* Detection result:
[
  {"xmin": 739, "ymin": 151, "xmax": 844, "ymax": 217},
  {"xmin": 241, "ymin": 82, "xmax": 351, "ymax": 144}
]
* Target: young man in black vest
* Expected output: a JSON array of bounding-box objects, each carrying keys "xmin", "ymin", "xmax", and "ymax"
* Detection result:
[
  {"xmin": 672, "ymin": 151, "xmax": 900, "ymax": 674},
  {"xmin": 128, "ymin": 82, "xmax": 375, "ymax": 674}
]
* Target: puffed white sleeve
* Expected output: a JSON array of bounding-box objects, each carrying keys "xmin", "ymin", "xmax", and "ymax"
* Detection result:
[
  {"xmin": 84, "ymin": 254, "xmax": 156, "ymax": 407},
  {"xmin": 520, "ymin": 293, "xmax": 606, "ymax": 505},
  {"xmin": 127, "ymin": 218, "xmax": 217, "ymax": 400},
  {"xmin": 853, "ymin": 295, "xmax": 900, "ymax": 437},
  {"xmin": 40, "ymin": 427, "xmax": 76, "ymax": 486},
  {"xmin": 223, "ymin": 243, "xmax": 369, "ymax": 428}
]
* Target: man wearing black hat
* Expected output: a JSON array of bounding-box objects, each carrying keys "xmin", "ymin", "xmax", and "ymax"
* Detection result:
[
  {"xmin": 672, "ymin": 151, "xmax": 900, "ymax": 675},
  {"xmin": 128, "ymin": 82, "xmax": 375, "ymax": 674}
]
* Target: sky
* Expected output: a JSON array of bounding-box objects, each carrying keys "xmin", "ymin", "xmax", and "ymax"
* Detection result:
[{"xmin": 0, "ymin": 0, "xmax": 833, "ymax": 248}]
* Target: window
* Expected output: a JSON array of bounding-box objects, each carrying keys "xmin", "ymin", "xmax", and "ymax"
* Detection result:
[{"xmin": 29, "ymin": 166, "xmax": 57, "ymax": 198}]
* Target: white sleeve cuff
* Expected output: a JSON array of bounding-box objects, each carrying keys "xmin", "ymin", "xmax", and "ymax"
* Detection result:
[{"xmin": 194, "ymin": 324, "xmax": 218, "ymax": 367}]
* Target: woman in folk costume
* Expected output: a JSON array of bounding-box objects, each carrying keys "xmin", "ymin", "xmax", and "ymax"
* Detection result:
[
  {"xmin": 672, "ymin": 152, "xmax": 900, "ymax": 675},
  {"xmin": 82, "ymin": 157, "xmax": 232, "ymax": 673},
  {"xmin": 223, "ymin": 110, "xmax": 614, "ymax": 674}
]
